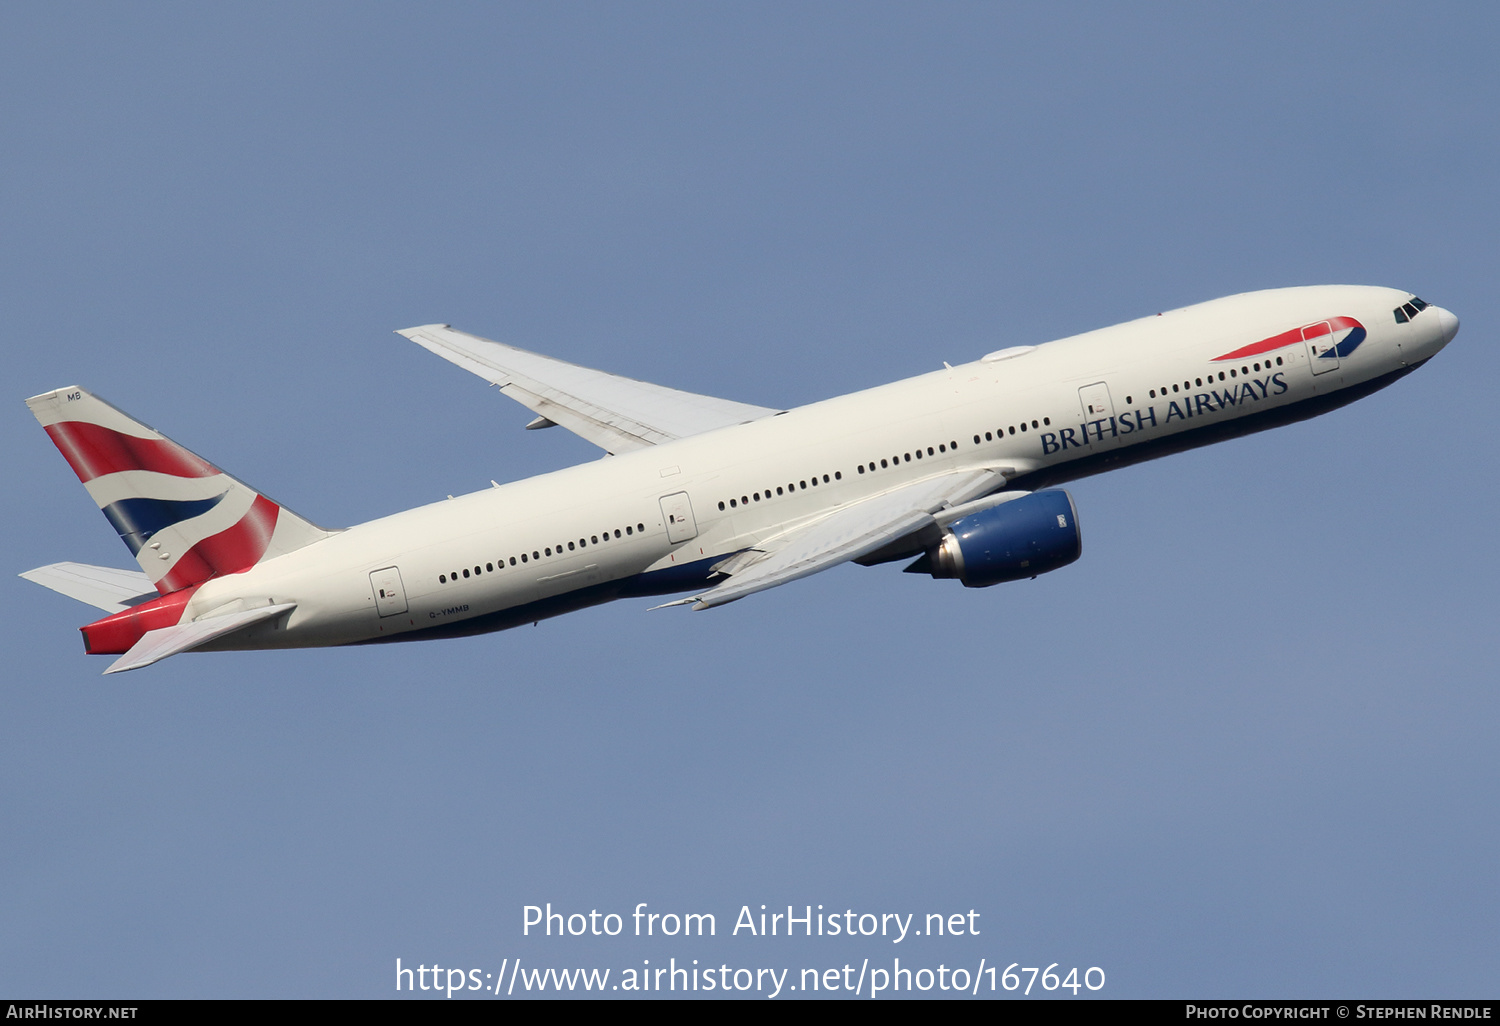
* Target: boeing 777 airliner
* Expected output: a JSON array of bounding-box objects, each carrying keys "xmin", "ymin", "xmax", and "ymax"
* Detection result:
[{"xmin": 22, "ymin": 285, "xmax": 1458, "ymax": 673}]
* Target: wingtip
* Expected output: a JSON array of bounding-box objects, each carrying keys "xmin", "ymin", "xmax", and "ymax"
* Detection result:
[{"xmin": 394, "ymin": 324, "xmax": 452, "ymax": 339}]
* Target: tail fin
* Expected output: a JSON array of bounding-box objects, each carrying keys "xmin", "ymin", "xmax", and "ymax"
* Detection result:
[{"xmin": 26, "ymin": 386, "xmax": 336, "ymax": 595}]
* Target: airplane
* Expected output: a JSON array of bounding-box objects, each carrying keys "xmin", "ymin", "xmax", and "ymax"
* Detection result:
[{"xmin": 20, "ymin": 285, "xmax": 1458, "ymax": 674}]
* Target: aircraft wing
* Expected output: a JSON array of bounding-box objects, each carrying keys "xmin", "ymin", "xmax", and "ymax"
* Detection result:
[
  {"xmin": 20, "ymin": 562, "xmax": 157, "ymax": 612},
  {"xmin": 104, "ymin": 603, "xmax": 297, "ymax": 674},
  {"xmin": 673, "ymin": 469, "xmax": 1004, "ymax": 610},
  {"xmin": 397, "ymin": 324, "xmax": 779, "ymax": 453}
]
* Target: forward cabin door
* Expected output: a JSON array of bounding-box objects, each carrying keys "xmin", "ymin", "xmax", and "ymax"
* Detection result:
[
  {"xmin": 1303, "ymin": 321, "xmax": 1340, "ymax": 375},
  {"xmin": 660, "ymin": 491, "xmax": 699, "ymax": 543},
  {"xmin": 369, "ymin": 566, "xmax": 408, "ymax": 617},
  {"xmin": 1077, "ymin": 381, "xmax": 1122, "ymax": 448}
]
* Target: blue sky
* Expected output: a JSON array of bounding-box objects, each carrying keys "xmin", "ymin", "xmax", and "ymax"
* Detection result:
[{"xmin": 3, "ymin": 2, "xmax": 1497, "ymax": 998}]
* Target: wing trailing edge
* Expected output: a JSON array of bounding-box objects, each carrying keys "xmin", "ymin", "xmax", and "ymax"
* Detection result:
[
  {"xmin": 672, "ymin": 469, "xmax": 1006, "ymax": 609},
  {"xmin": 397, "ymin": 324, "xmax": 778, "ymax": 453}
]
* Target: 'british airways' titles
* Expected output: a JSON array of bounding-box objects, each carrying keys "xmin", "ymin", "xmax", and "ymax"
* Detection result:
[{"xmin": 1040, "ymin": 373, "xmax": 1288, "ymax": 454}]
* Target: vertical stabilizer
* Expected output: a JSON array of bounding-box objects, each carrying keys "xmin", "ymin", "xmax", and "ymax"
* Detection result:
[{"xmin": 26, "ymin": 386, "xmax": 336, "ymax": 595}]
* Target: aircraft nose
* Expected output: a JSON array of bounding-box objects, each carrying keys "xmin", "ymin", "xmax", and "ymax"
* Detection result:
[{"xmin": 1433, "ymin": 306, "xmax": 1460, "ymax": 346}]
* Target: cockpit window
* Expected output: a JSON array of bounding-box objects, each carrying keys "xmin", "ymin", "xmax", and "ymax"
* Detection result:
[{"xmin": 1395, "ymin": 296, "xmax": 1429, "ymax": 323}]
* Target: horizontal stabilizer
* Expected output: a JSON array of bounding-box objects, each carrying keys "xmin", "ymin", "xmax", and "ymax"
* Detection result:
[
  {"xmin": 103, "ymin": 602, "xmax": 295, "ymax": 675},
  {"xmin": 20, "ymin": 562, "xmax": 157, "ymax": 612}
]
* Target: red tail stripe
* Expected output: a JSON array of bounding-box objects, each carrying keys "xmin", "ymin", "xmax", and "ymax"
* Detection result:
[
  {"xmin": 44, "ymin": 421, "xmax": 218, "ymax": 484},
  {"xmin": 157, "ymin": 495, "xmax": 281, "ymax": 594},
  {"xmin": 80, "ymin": 585, "xmax": 201, "ymax": 655},
  {"xmin": 1213, "ymin": 316, "xmax": 1363, "ymax": 362}
]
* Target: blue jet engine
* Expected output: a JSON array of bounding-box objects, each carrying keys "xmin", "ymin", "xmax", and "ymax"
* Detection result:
[{"xmin": 905, "ymin": 490, "xmax": 1082, "ymax": 587}]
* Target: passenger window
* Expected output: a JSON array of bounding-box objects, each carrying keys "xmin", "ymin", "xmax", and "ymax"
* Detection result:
[
  {"xmin": 835, "ymin": 471, "xmax": 842, "ymax": 480},
  {"xmin": 439, "ymin": 574, "xmax": 446, "ymax": 583},
  {"xmin": 938, "ymin": 444, "xmax": 946, "ymax": 453},
  {"xmin": 753, "ymin": 492, "xmax": 760, "ymax": 501},
  {"xmin": 591, "ymin": 536, "xmax": 598, "ymax": 544},
  {"xmin": 719, "ymin": 501, "xmax": 725, "ymax": 510},
  {"xmin": 880, "ymin": 459, "xmax": 888, "ymax": 468},
  {"xmin": 776, "ymin": 486, "xmax": 783, "ymax": 495},
  {"xmin": 822, "ymin": 474, "xmax": 830, "ymax": 483},
  {"xmin": 638, "ymin": 523, "xmax": 644, "ymax": 532},
  {"xmin": 510, "ymin": 557, "xmax": 517, "ymax": 566},
  {"xmin": 1020, "ymin": 423, "xmax": 1027, "ymax": 432},
  {"xmin": 486, "ymin": 563, "xmax": 493, "ymax": 572},
  {"xmin": 544, "ymin": 548, "xmax": 551, "ymax": 557},
  {"xmin": 799, "ymin": 481, "xmax": 807, "ymax": 489},
  {"xmin": 462, "ymin": 568, "xmax": 470, "ymax": 578}
]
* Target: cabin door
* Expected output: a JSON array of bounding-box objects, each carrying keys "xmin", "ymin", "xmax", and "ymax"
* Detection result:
[
  {"xmin": 660, "ymin": 492, "xmax": 699, "ymax": 543},
  {"xmin": 1303, "ymin": 321, "xmax": 1339, "ymax": 375},
  {"xmin": 370, "ymin": 566, "xmax": 408, "ymax": 617},
  {"xmin": 1077, "ymin": 381, "xmax": 1122, "ymax": 447}
]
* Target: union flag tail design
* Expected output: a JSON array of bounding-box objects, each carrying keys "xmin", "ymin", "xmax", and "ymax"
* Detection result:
[{"xmin": 27, "ymin": 386, "xmax": 335, "ymax": 595}]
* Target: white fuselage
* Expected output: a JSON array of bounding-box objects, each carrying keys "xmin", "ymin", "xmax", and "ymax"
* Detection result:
[{"xmin": 187, "ymin": 285, "xmax": 1454, "ymax": 651}]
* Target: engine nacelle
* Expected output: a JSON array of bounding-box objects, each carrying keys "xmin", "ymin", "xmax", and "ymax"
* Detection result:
[{"xmin": 907, "ymin": 490, "xmax": 1082, "ymax": 588}]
